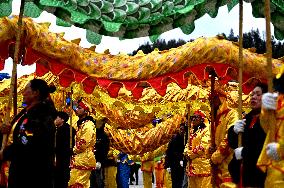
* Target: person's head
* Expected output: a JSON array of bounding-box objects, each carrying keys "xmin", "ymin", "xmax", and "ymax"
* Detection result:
[
  {"xmin": 23, "ymin": 79, "xmax": 56, "ymax": 106},
  {"xmin": 250, "ymin": 83, "xmax": 268, "ymax": 110},
  {"xmin": 54, "ymin": 111, "xmax": 69, "ymax": 127},
  {"xmin": 75, "ymin": 99, "xmax": 90, "ymax": 118},
  {"xmin": 191, "ymin": 110, "xmax": 205, "ymax": 127}
]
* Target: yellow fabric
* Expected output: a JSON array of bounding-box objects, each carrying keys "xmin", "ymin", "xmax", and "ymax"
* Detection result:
[
  {"xmin": 143, "ymin": 171, "xmax": 153, "ymax": 188},
  {"xmin": 130, "ymin": 144, "xmax": 168, "ymax": 162},
  {"xmin": 155, "ymin": 160, "xmax": 166, "ymax": 188},
  {"xmin": 141, "ymin": 160, "xmax": 154, "ymax": 173},
  {"xmin": 7, "ymin": 112, "xmax": 26, "ymax": 146},
  {"xmin": 104, "ymin": 166, "xmax": 117, "ymax": 188},
  {"xmin": 258, "ymin": 94, "xmax": 284, "ymax": 173},
  {"xmin": 211, "ymin": 101, "xmax": 238, "ymax": 186},
  {"xmin": 189, "ymin": 176, "xmax": 212, "ymax": 188},
  {"xmin": 1, "ymin": 17, "xmax": 283, "ymax": 82},
  {"xmin": 265, "ymin": 166, "xmax": 284, "ymax": 188},
  {"xmin": 219, "ymin": 182, "xmax": 237, "ymax": 188},
  {"xmin": 68, "ymin": 169, "xmax": 91, "ymax": 188},
  {"xmin": 90, "ymin": 90, "xmax": 188, "ymax": 130},
  {"xmin": 164, "ymin": 170, "xmax": 172, "ymax": 188},
  {"xmin": 184, "ymin": 125, "xmax": 211, "ymax": 176},
  {"xmin": 104, "ymin": 148, "xmax": 118, "ymax": 188},
  {"xmin": 105, "ymin": 114, "xmax": 183, "ymax": 155},
  {"xmin": 0, "ymin": 73, "xmax": 249, "ymax": 129},
  {"xmin": 107, "ymin": 147, "xmax": 119, "ymax": 161},
  {"xmin": 7, "ymin": 120, "xmax": 17, "ymax": 146},
  {"xmin": 71, "ymin": 120, "xmax": 96, "ymax": 170},
  {"xmin": 279, "ymin": 130, "xmax": 284, "ymax": 159}
]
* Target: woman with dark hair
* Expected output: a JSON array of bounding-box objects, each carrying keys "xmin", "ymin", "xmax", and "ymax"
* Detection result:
[
  {"xmin": 1, "ymin": 78, "xmax": 57, "ymax": 188},
  {"xmin": 228, "ymin": 83, "xmax": 268, "ymax": 187}
]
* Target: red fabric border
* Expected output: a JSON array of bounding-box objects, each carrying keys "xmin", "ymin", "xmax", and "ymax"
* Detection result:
[{"xmin": 0, "ymin": 40, "xmax": 265, "ymax": 98}]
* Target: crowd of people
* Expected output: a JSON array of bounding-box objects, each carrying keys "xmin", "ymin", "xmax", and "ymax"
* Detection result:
[
  {"xmin": 0, "ymin": 71, "xmax": 282, "ymax": 188},
  {"xmin": 163, "ymin": 75, "xmax": 284, "ymax": 188}
]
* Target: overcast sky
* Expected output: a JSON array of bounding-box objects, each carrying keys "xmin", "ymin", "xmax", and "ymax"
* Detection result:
[{"xmin": 1, "ymin": 1, "xmax": 277, "ymax": 76}]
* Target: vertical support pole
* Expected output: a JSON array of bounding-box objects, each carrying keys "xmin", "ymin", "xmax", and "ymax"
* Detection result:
[
  {"xmin": 1, "ymin": 0, "xmax": 26, "ymax": 150},
  {"xmin": 238, "ymin": 1, "xmax": 244, "ymax": 187}
]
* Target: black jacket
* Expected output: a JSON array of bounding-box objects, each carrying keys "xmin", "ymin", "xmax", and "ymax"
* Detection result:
[
  {"xmin": 228, "ymin": 109, "xmax": 266, "ymax": 187},
  {"xmin": 164, "ymin": 132, "xmax": 185, "ymax": 169},
  {"xmin": 55, "ymin": 123, "xmax": 75, "ymax": 188},
  {"xmin": 95, "ymin": 125, "xmax": 110, "ymax": 167},
  {"xmin": 3, "ymin": 100, "xmax": 57, "ymax": 188},
  {"xmin": 55, "ymin": 123, "xmax": 75, "ymax": 167}
]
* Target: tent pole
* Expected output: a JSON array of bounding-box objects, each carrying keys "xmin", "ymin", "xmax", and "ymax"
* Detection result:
[{"xmin": 1, "ymin": 0, "xmax": 26, "ymax": 150}]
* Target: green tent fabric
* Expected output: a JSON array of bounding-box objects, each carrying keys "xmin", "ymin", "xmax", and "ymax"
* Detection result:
[{"xmin": 0, "ymin": 0, "xmax": 283, "ymax": 44}]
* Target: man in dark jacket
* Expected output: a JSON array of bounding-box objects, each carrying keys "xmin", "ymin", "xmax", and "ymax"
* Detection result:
[
  {"xmin": 54, "ymin": 111, "xmax": 75, "ymax": 188},
  {"xmin": 90, "ymin": 117, "xmax": 110, "ymax": 188},
  {"xmin": 165, "ymin": 124, "xmax": 185, "ymax": 188},
  {"xmin": 228, "ymin": 83, "xmax": 268, "ymax": 187}
]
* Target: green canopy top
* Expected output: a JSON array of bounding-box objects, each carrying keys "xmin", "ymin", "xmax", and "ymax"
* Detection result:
[{"xmin": 0, "ymin": 0, "xmax": 283, "ymax": 44}]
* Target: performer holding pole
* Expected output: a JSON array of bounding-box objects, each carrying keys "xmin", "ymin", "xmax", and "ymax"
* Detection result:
[
  {"xmin": 1, "ymin": 0, "xmax": 26, "ymax": 149},
  {"xmin": 228, "ymin": 82, "xmax": 268, "ymax": 187},
  {"xmin": 256, "ymin": 0, "xmax": 284, "ymax": 187},
  {"xmin": 209, "ymin": 72, "xmax": 238, "ymax": 188}
]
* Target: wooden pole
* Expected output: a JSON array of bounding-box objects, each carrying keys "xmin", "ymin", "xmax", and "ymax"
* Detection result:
[
  {"xmin": 186, "ymin": 103, "xmax": 191, "ymax": 147},
  {"xmin": 264, "ymin": 0, "xmax": 276, "ymax": 144},
  {"xmin": 210, "ymin": 74, "xmax": 216, "ymax": 150},
  {"xmin": 185, "ymin": 103, "xmax": 191, "ymax": 184},
  {"xmin": 1, "ymin": 0, "xmax": 26, "ymax": 150},
  {"xmin": 265, "ymin": 0, "xmax": 273, "ymax": 93},
  {"xmin": 238, "ymin": 1, "xmax": 244, "ymax": 187},
  {"xmin": 238, "ymin": 0, "xmax": 244, "ymax": 143},
  {"xmin": 210, "ymin": 73, "xmax": 216, "ymax": 188},
  {"xmin": 13, "ymin": 72, "xmax": 17, "ymax": 117},
  {"xmin": 62, "ymin": 90, "xmax": 65, "ymax": 110},
  {"xmin": 70, "ymin": 87, "xmax": 73, "ymax": 150},
  {"xmin": 256, "ymin": 0, "xmax": 277, "ymax": 172}
]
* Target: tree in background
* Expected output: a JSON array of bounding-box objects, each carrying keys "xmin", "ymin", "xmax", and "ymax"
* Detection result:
[
  {"xmin": 225, "ymin": 29, "xmax": 283, "ymax": 58},
  {"xmin": 131, "ymin": 29, "xmax": 284, "ymax": 59},
  {"xmin": 131, "ymin": 39, "xmax": 187, "ymax": 55}
]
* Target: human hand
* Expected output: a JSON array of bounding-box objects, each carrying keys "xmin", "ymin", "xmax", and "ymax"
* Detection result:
[
  {"xmin": 262, "ymin": 93, "xmax": 278, "ymax": 110},
  {"xmin": 234, "ymin": 147, "xmax": 243, "ymax": 160},
  {"xmin": 166, "ymin": 168, "xmax": 171, "ymax": 173},
  {"xmin": 266, "ymin": 142, "xmax": 280, "ymax": 161},
  {"xmin": 96, "ymin": 162, "xmax": 102, "ymax": 170},
  {"xmin": 180, "ymin": 161, "xmax": 183, "ymax": 167},
  {"xmin": 233, "ymin": 119, "xmax": 246, "ymax": 134}
]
